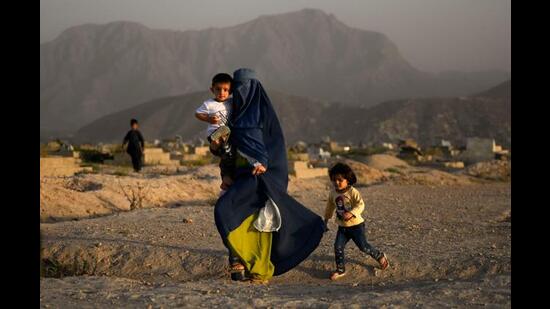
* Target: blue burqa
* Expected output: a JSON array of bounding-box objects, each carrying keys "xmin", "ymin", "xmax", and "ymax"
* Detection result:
[{"xmin": 214, "ymin": 68, "xmax": 325, "ymax": 276}]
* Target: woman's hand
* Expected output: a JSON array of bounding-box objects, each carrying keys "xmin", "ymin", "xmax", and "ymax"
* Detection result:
[{"xmin": 252, "ymin": 164, "xmax": 267, "ymax": 175}]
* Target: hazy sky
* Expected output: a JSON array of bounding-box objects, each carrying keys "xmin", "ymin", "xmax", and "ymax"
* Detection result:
[{"xmin": 40, "ymin": 0, "xmax": 510, "ymax": 73}]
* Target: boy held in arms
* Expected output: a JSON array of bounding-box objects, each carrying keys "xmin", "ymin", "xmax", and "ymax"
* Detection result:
[
  {"xmin": 324, "ymin": 162, "xmax": 389, "ymax": 280},
  {"xmin": 195, "ymin": 73, "xmax": 235, "ymax": 191}
]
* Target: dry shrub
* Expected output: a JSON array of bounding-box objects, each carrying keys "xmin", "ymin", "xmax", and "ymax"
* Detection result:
[{"xmin": 118, "ymin": 180, "xmax": 150, "ymax": 210}]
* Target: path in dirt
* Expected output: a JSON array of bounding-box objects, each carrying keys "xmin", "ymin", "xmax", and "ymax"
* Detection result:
[{"xmin": 41, "ymin": 181, "xmax": 511, "ymax": 308}]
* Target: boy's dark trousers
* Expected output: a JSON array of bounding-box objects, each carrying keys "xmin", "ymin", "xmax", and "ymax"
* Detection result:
[
  {"xmin": 123, "ymin": 129, "xmax": 145, "ymax": 172},
  {"xmin": 334, "ymin": 222, "xmax": 382, "ymax": 273},
  {"xmin": 208, "ymin": 137, "xmax": 236, "ymax": 181},
  {"xmin": 129, "ymin": 152, "xmax": 143, "ymax": 172}
]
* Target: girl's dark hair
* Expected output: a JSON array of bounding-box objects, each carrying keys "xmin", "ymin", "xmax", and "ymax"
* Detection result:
[
  {"xmin": 328, "ymin": 162, "xmax": 357, "ymax": 186},
  {"xmin": 130, "ymin": 118, "xmax": 138, "ymax": 125}
]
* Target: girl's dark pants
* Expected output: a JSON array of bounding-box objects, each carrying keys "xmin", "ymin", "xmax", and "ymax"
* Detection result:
[{"xmin": 334, "ymin": 222, "xmax": 382, "ymax": 273}]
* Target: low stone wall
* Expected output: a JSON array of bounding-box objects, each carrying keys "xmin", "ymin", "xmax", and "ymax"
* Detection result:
[
  {"xmin": 40, "ymin": 157, "xmax": 86, "ymax": 177},
  {"xmin": 289, "ymin": 161, "xmax": 328, "ymax": 179},
  {"xmin": 105, "ymin": 148, "xmax": 180, "ymax": 166},
  {"xmin": 193, "ymin": 146, "xmax": 210, "ymax": 156}
]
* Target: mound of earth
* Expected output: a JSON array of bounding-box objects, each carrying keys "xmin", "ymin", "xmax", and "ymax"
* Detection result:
[
  {"xmin": 364, "ymin": 154, "xmax": 410, "ymax": 171},
  {"xmin": 40, "ymin": 165, "xmax": 221, "ymax": 222},
  {"xmin": 340, "ymin": 159, "xmax": 390, "ymax": 185},
  {"xmin": 463, "ymin": 160, "xmax": 511, "ymax": 181},
  {"xmin": 390, "ymin": 169, "xmax": 474, "ymax": 186},
  {"xmin": 40, "ymin": 164, "xmax": 333, "ymax": 223}
]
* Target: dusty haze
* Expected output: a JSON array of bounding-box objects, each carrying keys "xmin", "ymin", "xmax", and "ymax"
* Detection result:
[{"xmin": 40, "ymin": 0, "xmax": 511, "ymax": 73}]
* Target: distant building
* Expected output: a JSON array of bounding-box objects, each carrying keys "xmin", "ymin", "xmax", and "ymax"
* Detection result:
[
  {"xmin": 325, "ymin": 141, "xmax": 351, "ymax": 153},
  {"xmin": 438, "ymin": 139, "xmax": 460, "ymax": 158},
  {"xmin": 327, "ymin": 141, "xmax": 342, "ymax": 152},
  {"xmin": 290, "ymin": 141, "xmax": 308, "ymax": 153},
  {"xmin": 398, "ymin": 139, "xmax": 422, "ymax": 156},
  {"xmin": 397, "ymin": 139, "xmax": 432, "ymax": 162},
  {"xmin": 460, "ymin": 137, "xmax": 509, "ymax": 163},
  {"xmin": 382, "ymin": 142, "xmax": 395, "ymax": 150},
  {"xmin": 307, "ymin": 145, "xmax": 331, "ymax": 161}
]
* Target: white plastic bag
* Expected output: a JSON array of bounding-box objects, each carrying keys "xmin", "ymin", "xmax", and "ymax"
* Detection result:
[{"xmin": 253, "ymin": 197, "xmax": 282, "ymax": 232}]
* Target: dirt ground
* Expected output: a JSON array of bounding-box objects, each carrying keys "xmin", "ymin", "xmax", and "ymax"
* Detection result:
[{"xmin": 40, "ymin": 162, "xmax": 511, "ymax": 308}]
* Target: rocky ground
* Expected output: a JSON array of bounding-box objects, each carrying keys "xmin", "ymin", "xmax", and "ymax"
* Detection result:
[{"xmin": 40, "ymin": 160, "xmax": 511, "ymax": 308}]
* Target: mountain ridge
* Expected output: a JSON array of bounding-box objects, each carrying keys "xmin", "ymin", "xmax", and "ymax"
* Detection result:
[
  {"xmin": 73, "ymin": 80, "xmax": 511, "ymax": 148},
  {"xmin": 41, "ymin": 8, "xmax": 510, "ymax": 132}
]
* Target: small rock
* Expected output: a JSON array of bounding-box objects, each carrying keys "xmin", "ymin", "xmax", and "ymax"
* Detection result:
[
  {"xmin": 434, "ymin": 278, "xmax": 439, "ymax": 282},
  {"xmin": 252, "ymin": 299, "xmax": 265, "ymax": 307}
]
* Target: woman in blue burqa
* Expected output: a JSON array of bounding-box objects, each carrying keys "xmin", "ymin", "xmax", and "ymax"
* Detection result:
[{"xmin": 213, "ymin": 68, "xmax": 325, "ymax": 282}]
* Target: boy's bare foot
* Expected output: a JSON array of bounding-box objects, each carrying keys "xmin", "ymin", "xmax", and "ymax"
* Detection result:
[
  {"xmin": 330, "ymin": 271, "xmax": 346, "ymax": 281},
  {"xmin": 377, "ymin": 253, "xmax": 389, "ymax": 270}
]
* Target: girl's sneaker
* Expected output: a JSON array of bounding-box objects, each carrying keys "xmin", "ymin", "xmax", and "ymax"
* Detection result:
[
  {"xmin": 377, "ymin": 253, "xmax": 389, "ymax": 270},
  {"xmin": 330, "ymin": 271, "xmax": 346, "ymax": 281}
]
